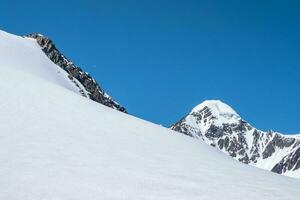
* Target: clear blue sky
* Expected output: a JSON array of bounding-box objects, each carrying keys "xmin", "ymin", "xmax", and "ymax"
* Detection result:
[{"xmin": 1, "ymin": 0, "xmax": 300, "ymax": 133}]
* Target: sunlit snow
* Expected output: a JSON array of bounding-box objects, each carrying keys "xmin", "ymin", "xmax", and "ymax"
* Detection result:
[{"xmin": 0, "ymin": 30, "xmax": 300, "ymax": 200}]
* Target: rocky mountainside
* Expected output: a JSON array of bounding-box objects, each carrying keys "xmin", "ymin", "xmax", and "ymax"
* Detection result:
[
  {"xmin": 171, "ymin": 100, "xmax": 300, "ymax": 178},
  {"xmin": 25, "ymin": 33, "xmax": 126, "ymax": 113}
]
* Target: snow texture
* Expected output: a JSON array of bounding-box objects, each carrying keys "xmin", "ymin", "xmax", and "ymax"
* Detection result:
[{"xmin": 1, "ymin": 30, "xmax": 300, "ymax": 200}]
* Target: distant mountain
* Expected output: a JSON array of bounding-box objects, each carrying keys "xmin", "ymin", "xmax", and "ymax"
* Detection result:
[
  {"xmin": 171, "ymin": 100, "xmax": 300, "ymax": 178},
  {"xmin": 25, "ymin": 33, "xmax": 127, "ymax": 113}
]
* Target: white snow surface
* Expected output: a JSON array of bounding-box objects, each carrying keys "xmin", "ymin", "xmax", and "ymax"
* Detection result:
[
  {"xmin": 192, "ymin": 100, "xmax": 241, "ymax": 125},
  {"xmin": 192, "ymin": 100, "xmax": 238, "ymax": 116},
  {"xmin": 0, "ymin": 30, "xmax": 86, "ymax": 96},
  {"xmin": 1, "ymin": 30, "xmax": 300, "ymax": 199}
]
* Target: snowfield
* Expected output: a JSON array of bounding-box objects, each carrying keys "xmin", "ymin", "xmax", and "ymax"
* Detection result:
[{"xmin": 0, "ymin": 30, "xmax": 300, "ymax": 200}]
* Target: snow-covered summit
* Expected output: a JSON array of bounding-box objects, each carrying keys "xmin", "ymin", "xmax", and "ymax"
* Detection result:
[
  {"xmin": 192, "ymin": 100, "xmax": 240, "ymax": 122},
  {"xmin": 192, "ymin": 100, "xmax": 237, "ymax": 115},
  {"xmin": 172, "ymin": 100, "xmax": 300, "ymax": 178}
]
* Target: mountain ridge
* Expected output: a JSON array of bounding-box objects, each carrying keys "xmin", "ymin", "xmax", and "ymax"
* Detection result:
[
  {"xmin": 25, "ymin": 33, "xmax": 127, "ymax": 113},
  {"xmin": 171, "ymin": 100, "xmax": 300, "ymax": 178}
]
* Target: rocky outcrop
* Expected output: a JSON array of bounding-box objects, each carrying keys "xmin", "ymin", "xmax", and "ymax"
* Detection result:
[
  {"xmin": 26, "ymin": 33, "xmax": 126, "ymax": 113},
  {"xmin": 171, "ymin": 100, "xmax": 300, "ymax": 177},
  {"xmin": 272, "ymin": 145, "xmax": 300, "ymax": 174}
]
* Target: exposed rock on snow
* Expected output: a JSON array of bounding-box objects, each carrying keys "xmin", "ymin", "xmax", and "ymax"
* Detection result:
[{"xmin": 26, "ymin": 33, "xmax": 127, "ymax": 113}]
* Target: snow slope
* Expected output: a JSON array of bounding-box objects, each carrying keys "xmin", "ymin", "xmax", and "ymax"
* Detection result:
[
  {"xmin": 1, "ymin": 30, "xmax": 300, "ymax": 199},
  {"xmin": 0, "ymin": 30, "xmax": 82, "ymax": 94}
]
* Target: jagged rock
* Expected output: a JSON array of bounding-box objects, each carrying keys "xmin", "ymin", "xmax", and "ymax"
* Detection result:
[
  {"xmin": 272, "ymin": 146, "xmax": 300, "ymax": 173},
  {"xmin": 26, "ymin": 33, "xmax": 127, "ymax": 113}
]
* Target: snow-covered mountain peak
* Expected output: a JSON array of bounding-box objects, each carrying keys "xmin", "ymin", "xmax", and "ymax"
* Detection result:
[
  {"xmin": 191, "ymin": 100, "xmax": 240, "ymax": 125},
  {"xmin": 192, "ymin": 100, "xmax": 238, "ymax": 115},
  {"xmin": 172, "ymin": 100, "xmax": 300, "ymax": 178}
]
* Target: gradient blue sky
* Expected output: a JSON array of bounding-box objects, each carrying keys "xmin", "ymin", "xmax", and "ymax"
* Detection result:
[{"xmin": 1, "ymin": 0, "xmax": 300, "ymax": 133}]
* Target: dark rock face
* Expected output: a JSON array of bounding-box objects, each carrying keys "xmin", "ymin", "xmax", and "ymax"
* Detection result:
[
  {"xmin": 272, "ymin": 145, "xmax": 300, "ymax": 174},
  {"xmin": 171, "ymin": 105, "xmax": 300, "ymax": 177},
  {"xmin": 26, "ymin": 33, "xmax": 127, "ymax": 113}
]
